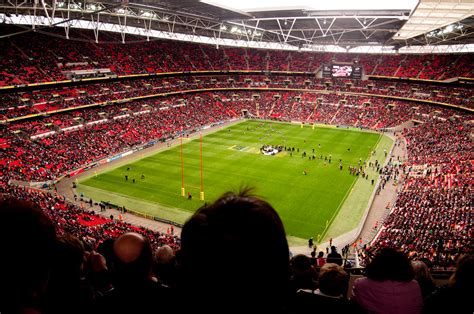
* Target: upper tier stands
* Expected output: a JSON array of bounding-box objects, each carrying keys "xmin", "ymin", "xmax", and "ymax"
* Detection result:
[{"xmin": 0, "ymin": 27, "xmax": 473, "ymax": 86}]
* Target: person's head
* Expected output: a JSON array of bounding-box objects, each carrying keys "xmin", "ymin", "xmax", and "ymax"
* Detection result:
[
  {"xmin": 318, "ymin": 251, "xmax": 324, "ymax": 258},
  {"xmin": 291, "ymin": 254, "xmax": 312, "ymax": 272},
  {"xmin": 52, "ymin": 234, "xmax": 85, "ymax": 280},
  {"xmin": 180, "ymin": 189, "xmax": 290, "ymax": 310},
  {"xmin": 318, "ymin": 263, "xmax": 348, "ymax": 297},
  {"xmin": 411, "ymin": 260, "xmax": 433, "ymax": 283},
  {"xmin": 449, "ymin": 254, "xmax": 474, "ymax": 289},
  {"xmin": 96, "ymin": 238, "xmax": 115, "ymax": 269},
  {"xmin": 154, "ymin": 245, "xmax": 174, "ymax": 265},
  {"xmin": 310, "ymin": 251, "xmax": 316, "ymax": 258},
  {"xmin": 331, "ymin": 246, "xmax": 337, "ymax": 253},
  {"xmin": 365, "ymin": 248, "xmax": 414, "ymax": 282},
  {"xmin": 45, "ymin": 234, "xmax": 86, "ymax": 310},
  {"xmin": 0, "ymin": 198, "xmax": 56, "ymax": 312},
  {"xmin": 153, "ymin": 244, "xmax": 176, "ymax": 285},
  {"xmin": 112, "ymin": 232, "xmax": 153, "ymax": 284}
]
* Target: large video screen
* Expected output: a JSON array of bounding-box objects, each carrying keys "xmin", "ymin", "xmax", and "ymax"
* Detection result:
[{"xmin": 331, "ymin": 65, "xmax": 353, "ymax": 77}]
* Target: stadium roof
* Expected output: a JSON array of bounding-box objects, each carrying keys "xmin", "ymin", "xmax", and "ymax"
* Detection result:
[{"xmin": 0, "ymin": 0, "xmax": 473, "ymax": 53}]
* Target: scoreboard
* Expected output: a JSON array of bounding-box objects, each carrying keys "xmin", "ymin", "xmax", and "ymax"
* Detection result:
[
  {"xmin": 332, "ymin": 65, "xmax": 353, "ymax": 77},
  {"xmin": 323, "ymin": 64, "xmax": 362, "ymax": 79}
]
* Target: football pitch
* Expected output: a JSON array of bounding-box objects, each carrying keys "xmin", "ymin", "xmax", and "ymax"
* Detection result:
[{"xmin": 77, "ymin": 120, "xmax": 393, "ymax": 242}]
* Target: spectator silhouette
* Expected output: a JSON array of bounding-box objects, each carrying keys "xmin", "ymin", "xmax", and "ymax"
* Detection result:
[
  {"xmin": 153, "ymin": 244, "xmax": 177, "ymax": 288},
  {"xmin": 179, "ymin": 189, "xmax": 290, "ymax": 313},
  {"xmin": 317, "ymin": 251, "xmax": 326, "ymax": 267},
  {"xmin": 423, "ymin": 254, "xmax": 473, "ymax": 314},
  {"xmin": 0, "ymin": 198, "xmax": 56, "ymax": 314},
  {"xmin": 290, "ymin": 254, "xmax": 318, "ymax": 293},
  {"xmin": 352, "ymin": 248, "xmax": 423, "ymax": 314},
  {"xmin": 96, "ymin": 232, "xmax": 173, "ymax": 314},
  {"xmin": 411, "ymin": 260, "xmax": 436, "ymax": 300},
  {"xmin": 44, "ymin": 234, "xmax": 98, "ymax": 314},
  {"xmin": 326, "ymin": 246, "xmax": 343, "ymax": 266},
  {"xmin": 294, "ymin": 263, "xmax": 361, "ymax": 313}
]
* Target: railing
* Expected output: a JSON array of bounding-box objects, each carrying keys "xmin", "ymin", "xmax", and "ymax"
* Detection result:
[{"xmin": 100, "ymin": 200, "xmax": 184, "ymax": 228}]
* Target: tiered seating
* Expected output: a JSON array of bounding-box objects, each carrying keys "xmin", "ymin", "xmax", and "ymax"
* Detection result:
[
  {"xmin": 0, "ymin": 27, "xmax": 472, "ymax": 281},
  {"xmin": 368, "ymin": 119, "xmax": 473, "ymax": 266},
  {"xmin": 358, "ymin": 54, "xmax": 379, "ymax": 75},
  {"xmin": 0, "ymin": 25, "xmax": 472, "ymax": 86},
  {"xmin": 3, "ymin": 185, "xmax": 180, "ymax": 251},
  {"xmin": 396, "ymin": 55, "xmax": 424, "ymax": 78},
  {"xmin": 374, "ymin": 54, "xmax": 404, "ymax": 76},
  {"xmin": 2, "ymin": 75, "xmax": 473, "ymax": 120},
  {"xmin": 268, "ymin": 51, "xmax": 290, "ymax": 71},
  {"xmin": 419, "ymin": 55, "xmax": 454, "ymax": 80},
  {"xmin": 2, "ymin": 87, "xmax": 471, "ymax": 182},
  {"xmin": 225, "ymin": 47, "xmax": 248, "ymax": 70},
  {"xmin": 246, "ymin": 49, "xmax": 267, "ymax": 70}
]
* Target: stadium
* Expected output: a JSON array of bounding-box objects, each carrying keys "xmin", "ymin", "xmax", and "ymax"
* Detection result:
[{"xmin": 0, "ymin": 0, "xmax": 472, "ymax": 313}]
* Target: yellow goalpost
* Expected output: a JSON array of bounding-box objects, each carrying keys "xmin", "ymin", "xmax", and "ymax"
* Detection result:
[{"xmin": 180, "ymin": 133, "xmax": 205, "ymax": 201}]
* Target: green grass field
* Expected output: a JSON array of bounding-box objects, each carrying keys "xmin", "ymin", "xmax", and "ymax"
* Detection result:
[{"xmin": 78, "ymin": 120, "xmax": 392, "ymax": 241}]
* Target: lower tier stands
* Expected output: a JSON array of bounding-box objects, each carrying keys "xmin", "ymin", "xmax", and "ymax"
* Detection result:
[
  {"xmin": 1, "ymin": 91, "xmax": 470, "ymax": 182},
  {"xmin": 2, "ymin": 184, "xmax": 180, "ymax": 252},
  {"xmin": 361, "ymin": 119, "xmax": 473, "ymax": 267}
]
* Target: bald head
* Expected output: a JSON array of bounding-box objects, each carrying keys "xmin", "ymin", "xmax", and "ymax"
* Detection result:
[
  {"xmin": 114, "ymin": 232, "xmax": 146, "ymax": 263},
  {"xmin": 154, "ymin": 245, "xmax": 174, "ymax": 265},
  {"xmin": 113, "ymin": 232, "xmax": 153, "ymax": 282}
]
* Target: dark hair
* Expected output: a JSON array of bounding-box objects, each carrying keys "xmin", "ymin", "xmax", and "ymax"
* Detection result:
[
  {"xmin": 180, "ymin": 188, "xmax": 290, "ymax": 310},
  {"xmin": 54, "ymin": 234, "xmax": 85, "ymax": 276},
  {"xmin": 365, "ymin": 248, "xmax": 414, "ymax": 282},
  {"xmin": 449, "ymin": 254, "xmax": 474, "ymax": 289},
  {"xmin": 97, "ymin": 238, "xmax": 116, "ymax": 270},
  {"xmin": 45, "ymin": 234, "xmax": 86, "ymax": 313},
  {"xmin": 0, "ymin": 198, "xmax": 56, "ymax": 311},
  {"xmin": 291, "ymin": 254, "xmax": 312, "ymax": 272}
]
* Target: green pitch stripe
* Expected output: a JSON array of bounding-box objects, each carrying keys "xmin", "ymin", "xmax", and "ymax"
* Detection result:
[{"xmin": 321, "ymin": 134, "xmax": 394, "ymax": 242}]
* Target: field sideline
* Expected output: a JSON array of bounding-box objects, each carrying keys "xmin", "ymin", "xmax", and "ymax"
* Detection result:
[{"xmin": 78, "ymin": 120, "xmax": 392, "ymax": 241}]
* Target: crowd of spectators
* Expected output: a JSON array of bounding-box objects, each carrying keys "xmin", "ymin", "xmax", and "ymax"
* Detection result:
[
  {"xmin": 1, "ymin": 89, "xmax": 471, "ymax": 182},
  {"xmin": 1, "ymin": 93, "xmax": 238, "ymax": 181},
  {"xmin": 3, "ymin": 185, "xmax": 180, "ymax": 251},
  {"xmin": 2, "ymin": 74, "xmax": 472, "ymax": 121},
  {"xmin": 1, "ymin": 187, "xmax": 472, "ymax": 314},
  {"xmin": 0, "ymin": 28, "xmax": 473, "ymax": 312},
  {"xmin": 1, "ymin": 86, "xmax": 471, "ymax": 274},
  {"xmin": 364, "ymin": 118, "xmax": 473, "ymax": 267},
  {"xmin": 1, "ymin": 26, "xmax": 473, "ymax": 86}
]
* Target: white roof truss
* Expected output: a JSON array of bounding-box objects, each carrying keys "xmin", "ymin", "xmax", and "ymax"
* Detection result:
[{"xmin": 395, "ymin": 0, "xmax": 474, "ymax": 39}]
